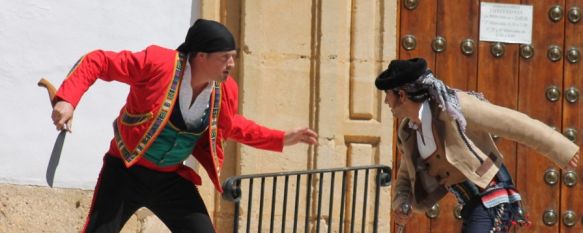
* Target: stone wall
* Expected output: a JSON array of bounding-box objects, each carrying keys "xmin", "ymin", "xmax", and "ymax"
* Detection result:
[
  {"xmin": 0, "ymin": 184, "xmax": 170, "ymax": 233},
  {"xmin": 204, "ymin": 0, "xmax": 398, "ymax": 232}
]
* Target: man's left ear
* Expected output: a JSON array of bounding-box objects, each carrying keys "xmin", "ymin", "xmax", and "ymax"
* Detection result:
[{"xmin": 398, "ymin": 90, "xmax": 407, "ymax": 102}]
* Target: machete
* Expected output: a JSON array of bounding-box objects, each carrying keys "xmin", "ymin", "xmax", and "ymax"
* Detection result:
[{"xmin": 38, "ymin": 78, "xmax": 68, "ymax": 188}]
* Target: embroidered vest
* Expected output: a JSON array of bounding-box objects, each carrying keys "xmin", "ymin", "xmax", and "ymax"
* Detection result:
[
  {"xmin": 421, "ymin": 112, "xmax": 467, "ymax": 187},
  {"xmin": 144, "ymin": 102, "xmax": 210, "ymax": 166},
  {"xmin": 113, "ymin": 53, "xmax": 223, "ymax": 173}
]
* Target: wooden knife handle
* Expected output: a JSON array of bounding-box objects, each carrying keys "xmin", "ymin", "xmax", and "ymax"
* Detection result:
[{"xmin": 37, "ymin": 78, "xmax": 57, "ymax": 105}]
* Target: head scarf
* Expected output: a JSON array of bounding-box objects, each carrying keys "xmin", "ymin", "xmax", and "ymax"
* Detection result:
[
  {"xmin": 177, "ymin": 19, "xmax": 236, "ymax": 53},
  {"xmin": 400, "ymin": 71, "xmax": 467, "ymax": 131},
  {"xmin": 375, "ymin": 58, "xmax": 468, "ymax": 131}
]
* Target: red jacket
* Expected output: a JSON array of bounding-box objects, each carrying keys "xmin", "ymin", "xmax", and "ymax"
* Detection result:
[{"xmin": 55, "ymin": 45, "xmax": 285, "ymax": 192}]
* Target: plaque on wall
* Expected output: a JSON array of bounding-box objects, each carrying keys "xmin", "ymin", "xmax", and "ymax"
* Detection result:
[{"xmin": 479, "ymin": 2, "xmax": 533, "ymax": 44}]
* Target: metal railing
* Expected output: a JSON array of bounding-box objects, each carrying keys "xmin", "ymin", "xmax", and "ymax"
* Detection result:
[{"xmin": 222, "ymin": 165, "xmax": 392, "ymax": 233}]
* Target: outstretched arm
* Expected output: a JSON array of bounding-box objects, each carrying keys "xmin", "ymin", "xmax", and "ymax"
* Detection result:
[
  {"xmin": 222, "ymin": 77, "xmax": 318, "ymax": 150},
  {"xmin": 460, "ymin": 92, "xmax": 579, "ymax": 169},
  {"xmin": 229, "ymin": 114, "xmax": 318, "ymax": 151}
]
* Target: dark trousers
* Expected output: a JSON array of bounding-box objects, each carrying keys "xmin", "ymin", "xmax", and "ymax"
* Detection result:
[
  {"xmin": 461, "ymin": 200, "xmax": 511, "ymax": 233},
  {"xmin": 82, "ymin": 155, "xmax": 215, "ymax": 233}
]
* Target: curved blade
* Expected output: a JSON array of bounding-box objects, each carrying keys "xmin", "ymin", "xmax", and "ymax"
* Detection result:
[{"xmin": 46, "ymin": 130, "xmax": 66, "ymax": 187}]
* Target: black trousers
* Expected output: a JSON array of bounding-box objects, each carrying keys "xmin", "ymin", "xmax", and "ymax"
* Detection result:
[{"xmin": 82, "ymin": 155, "xmax": 215, "ymax": 233}]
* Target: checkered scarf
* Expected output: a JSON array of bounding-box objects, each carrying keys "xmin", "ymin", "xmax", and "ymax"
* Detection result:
[{"xmin": 399, "ymin": 71, "xmax": 468, "ymax": 131}]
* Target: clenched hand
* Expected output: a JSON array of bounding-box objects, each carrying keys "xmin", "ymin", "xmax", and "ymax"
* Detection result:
[{"xmin": 52, "ymin": 100, "xmax": 74, "ymax": 132}]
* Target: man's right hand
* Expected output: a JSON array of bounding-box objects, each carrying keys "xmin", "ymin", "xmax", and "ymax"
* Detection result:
[{"xmin": 52, "ymin": 100, "xmax": 74, "ymax": 132}]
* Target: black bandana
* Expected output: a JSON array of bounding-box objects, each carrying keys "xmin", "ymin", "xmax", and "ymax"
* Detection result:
[{"xmin": 177, "ymin": 19, "xmax": 236, "ymax": 53}]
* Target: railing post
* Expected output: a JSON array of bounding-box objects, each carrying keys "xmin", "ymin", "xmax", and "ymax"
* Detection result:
[
  {"xmin": 304, "ymin": 173, "xmax": 313, "ymax": 233},
  {"xmin": 281, "ymin": 175, "xmax": 289, "ymax": 233},
  {"xmin": 338, "ymin": 171, "xmax": 347, "ymax": 232},
  {"xmin": 258, "ymin": 177, "xmax": 265, "ymax": 232},
  {"xmin": 327, "ymin": 172, "xmax": 335, "ymax": 233},
  {"xmin": 269, "ymin": 177, "xmax": 277, "ymax": 233},
  {"xmin": 361, "ymin": 169, "xmax": 370, "ymax": 233},
  {"xmin": 316, "ymin": 172, "xmax": 324, "ymax": 233},
  {"xmin": 246, "ymin": 179, "xmax": 254, "ymax": 233},
  {"xmin": 293, "ymin": 175, "xmax": 301, "ymax": 233},
  {"xmin": 234, "ymin": 179, "xmax": 241, "ymax": 233}
]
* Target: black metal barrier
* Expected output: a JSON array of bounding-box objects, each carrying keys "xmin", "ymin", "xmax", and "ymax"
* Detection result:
[{"xmin": 222, "ymin": 165, "xmax": 392, "ymax": 233}]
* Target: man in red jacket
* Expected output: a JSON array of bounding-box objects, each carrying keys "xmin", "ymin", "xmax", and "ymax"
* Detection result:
[{"xmin": 51, "ymin": 19, "xmax": 318, "ymax": 233}]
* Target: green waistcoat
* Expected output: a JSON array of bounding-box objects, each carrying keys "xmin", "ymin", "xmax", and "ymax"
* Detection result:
[{"xmin": 145, "ymin": 110, "xmax": 209, "ymax": 166}]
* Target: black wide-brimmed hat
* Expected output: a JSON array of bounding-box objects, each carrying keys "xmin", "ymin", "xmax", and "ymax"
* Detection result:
[
  {"xmin": 177, "ymin": 19, "xmax": 236, "ymax": 53},
  {"xmin": 375, "ymin": 58, "xmax": 427, "ymax": 90}
]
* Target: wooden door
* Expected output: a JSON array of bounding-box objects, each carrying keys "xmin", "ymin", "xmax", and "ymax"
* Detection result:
[
  {"xmin": 561, "ymin": 1, "xmax": 583, "ymax": 232},
  {"xmin": 395, "ymin": 0, "xmax": 583, "ymax": 232}
]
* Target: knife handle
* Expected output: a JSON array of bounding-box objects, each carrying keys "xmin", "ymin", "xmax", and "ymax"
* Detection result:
[
  {"xmin": 38, "ymin": 78, "xmax": 71, "ymax": 131},
  {"xmin": 38, "ymin": 78, "xmax": 57, "ymax": 105}
]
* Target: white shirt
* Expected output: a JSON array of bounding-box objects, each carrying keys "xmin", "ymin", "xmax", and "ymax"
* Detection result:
[
  {"xmin": 411, "ymin": 101, "xmax": 437, "ymax": 159},
  {"xmin": 179, "ymin": 59, "xmax": 213, "ymax": 131}
]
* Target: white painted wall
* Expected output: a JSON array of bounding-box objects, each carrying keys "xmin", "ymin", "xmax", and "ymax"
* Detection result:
[{"xmin": 0, "ymin": 0, "xmax": 200, "ymax": 189}]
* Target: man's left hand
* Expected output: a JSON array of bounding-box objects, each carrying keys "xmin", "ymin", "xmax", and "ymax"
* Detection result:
[{"xmin": 284, "ymin": 128, "xmax": 318, "ymax": 146}]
